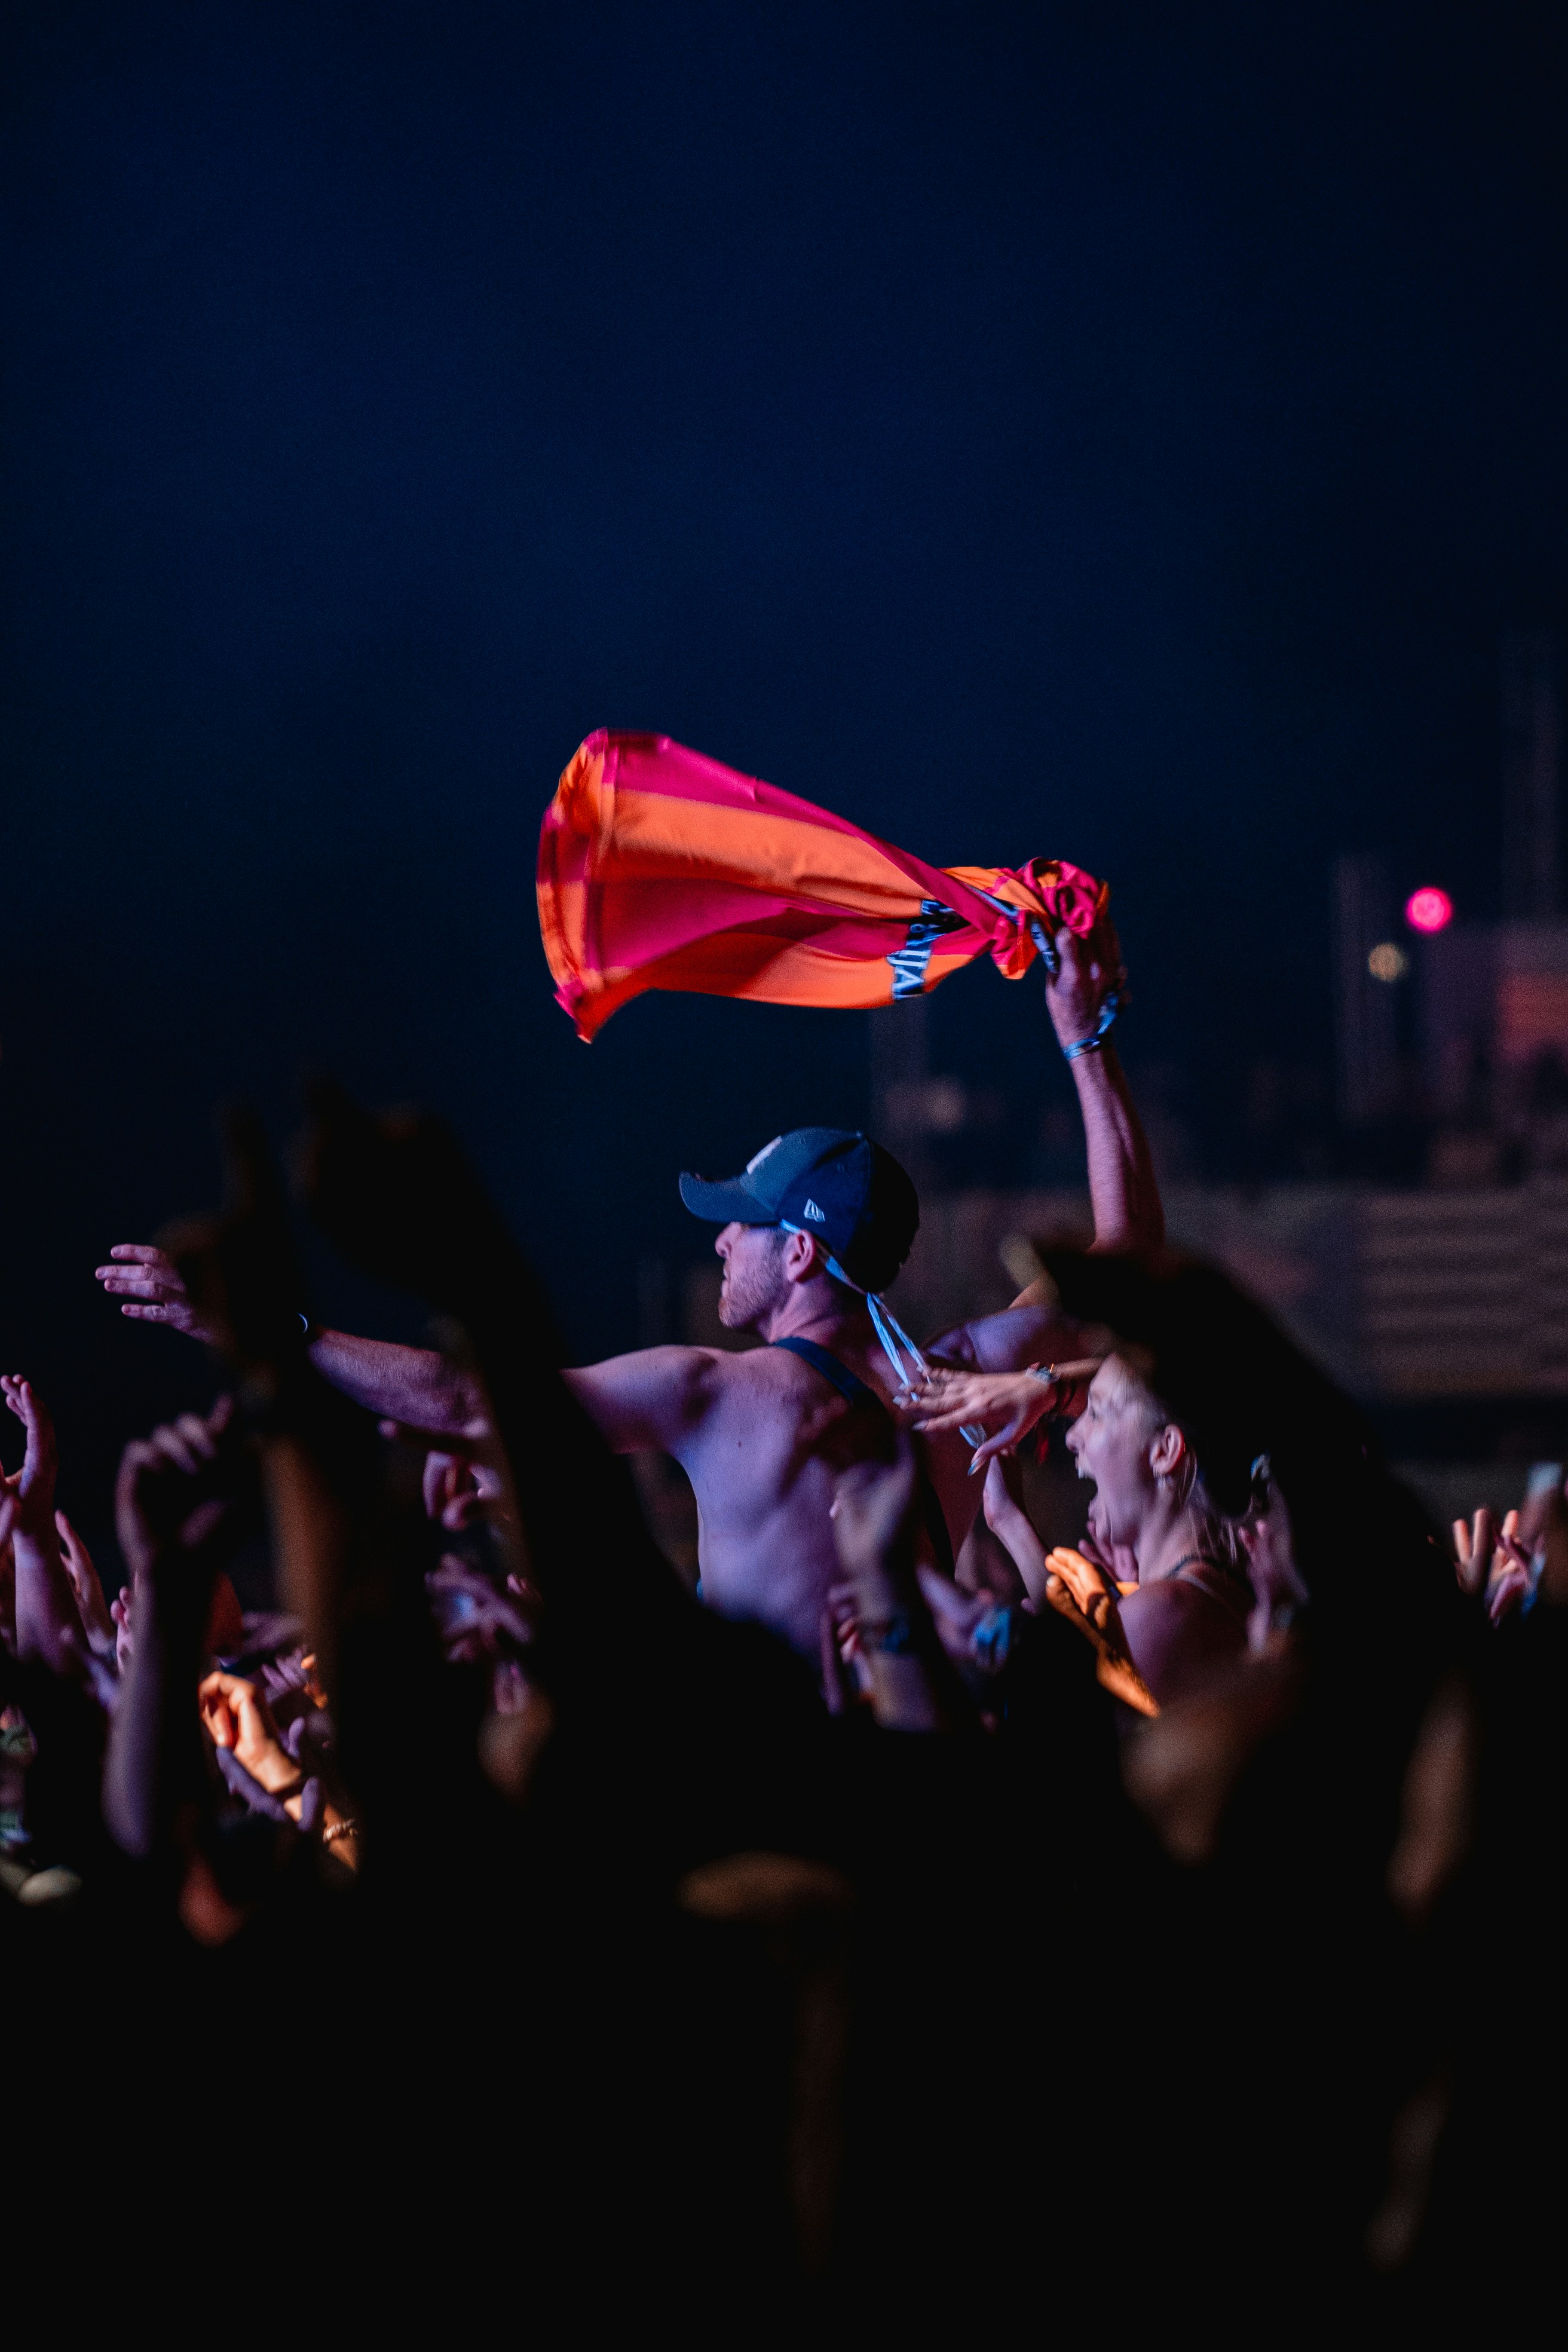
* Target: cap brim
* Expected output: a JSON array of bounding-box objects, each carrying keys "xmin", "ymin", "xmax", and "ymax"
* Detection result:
[{"xmin": 678, "ymin": 1172, "xmax": 774, "ymax": 1224}]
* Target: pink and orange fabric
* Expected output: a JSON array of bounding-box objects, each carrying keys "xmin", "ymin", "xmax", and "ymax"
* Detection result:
[{"xmin": 537, "ymin": 730, "xmax": 1107, "ymax": 1040}]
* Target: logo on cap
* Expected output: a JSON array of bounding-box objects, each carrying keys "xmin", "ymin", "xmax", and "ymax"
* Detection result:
[{"xmin": 803, "ymin": 1199, "xmax": 826, "ymax": 1223}]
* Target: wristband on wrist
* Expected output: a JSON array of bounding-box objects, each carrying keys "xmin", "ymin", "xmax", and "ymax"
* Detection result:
[
  {"xmin": 970, "ymin": 1605, "xmax": 1015, "ymax": 1673},
  {"xmin": 859, "ymin": 1611, "xmax": 917, "ymax": 1656},
  {"xmin": 1062, "ymin": 988, "xmax": 1121, "ymax": 1062}
]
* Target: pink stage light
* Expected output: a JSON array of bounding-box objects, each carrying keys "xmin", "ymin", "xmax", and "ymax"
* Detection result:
[{"xmin": 1405, "ymin": 886, "xmax": 1453, "ymax": 935}]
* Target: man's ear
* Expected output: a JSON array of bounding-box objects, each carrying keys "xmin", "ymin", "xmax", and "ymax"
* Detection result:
[{"xmin": 779, "ymin": 1228, "xmax": 820, "ymax": 1285}]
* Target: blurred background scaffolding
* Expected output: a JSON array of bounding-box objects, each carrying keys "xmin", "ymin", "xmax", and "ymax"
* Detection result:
[{"xmin": 4, "ymin": 2, "xmax": 1568, "ymax": 1552}]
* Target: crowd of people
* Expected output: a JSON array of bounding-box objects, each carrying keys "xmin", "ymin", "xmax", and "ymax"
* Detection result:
[{"xmin": 3, "ymin": 919, "xmax": 1561, "ymax": 2320}]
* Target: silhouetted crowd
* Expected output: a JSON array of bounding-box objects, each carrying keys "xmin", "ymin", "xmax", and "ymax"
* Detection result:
[{"xmin": 4, "ymin": 1075, "xmax": 1563, "ymax": 2327}]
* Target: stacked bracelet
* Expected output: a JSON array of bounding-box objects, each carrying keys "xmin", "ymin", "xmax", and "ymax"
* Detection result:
[{"xmin": 1062, "ymin": 988, "xmax": 1122, "ymax": 1062}]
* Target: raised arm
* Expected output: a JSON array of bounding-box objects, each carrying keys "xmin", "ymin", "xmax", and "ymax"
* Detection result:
[
  {"xmin": 1043, "ymin": 912, "xmax": 1163, "ymax": 1258},
  {"xmin": 305, "ymin": 1329, "xmax": 482, "ymax": 1436},
  {"xmin": 920, "ymin": 914, "xmax": 1164, "ymax": 1384},
  {"xmin": 103, "ymin": 1399, "xmax": 239, "ymax": 1857},
  {"xmin": 2, "ymin": 1376, "xmax": 81, "ymax": 1674},
  {"xmin": 96, "ymin": 1241, "xmax": 720, "ymax": 1460},
  {"xmin": 96, "ymin": 1244, "xmax": 484, "ymax": 1436}
]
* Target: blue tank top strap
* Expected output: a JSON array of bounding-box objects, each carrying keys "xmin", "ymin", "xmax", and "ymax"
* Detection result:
[{"xmin": 771, "ymin": 1333, "xmax": 882, "ymax": 1409}]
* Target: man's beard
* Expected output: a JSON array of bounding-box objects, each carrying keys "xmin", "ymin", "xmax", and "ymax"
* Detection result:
[{"xmin": 718, "ymin": 1244, "xmax": 785, "ymax": 1331}]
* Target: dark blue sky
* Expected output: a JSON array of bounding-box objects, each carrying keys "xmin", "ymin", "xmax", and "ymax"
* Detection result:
[{"xmin": 4, "ymin": 2, "xmax": 1567, "ymax": 1515}]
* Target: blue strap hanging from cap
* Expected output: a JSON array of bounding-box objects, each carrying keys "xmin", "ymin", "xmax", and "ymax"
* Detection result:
[{"xmin": 780, "ymin": 1219, "xmax": 987, "ymax": 1450}]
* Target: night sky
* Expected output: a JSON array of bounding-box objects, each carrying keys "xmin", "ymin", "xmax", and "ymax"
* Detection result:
[{"xmin": 4, "ymin": 2, "xmax": 1567, "ymax": 1536}]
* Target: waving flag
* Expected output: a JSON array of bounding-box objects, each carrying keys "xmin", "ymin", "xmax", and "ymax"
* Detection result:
[{"xmin": 537, "ymin": 730, "xmax": 1105, "ymax": 1041}]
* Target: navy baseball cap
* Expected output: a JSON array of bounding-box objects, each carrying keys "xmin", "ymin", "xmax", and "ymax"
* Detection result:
[{"xmin": 679, "ymin": 1128, "xmax": 918, "ymax": 1294}]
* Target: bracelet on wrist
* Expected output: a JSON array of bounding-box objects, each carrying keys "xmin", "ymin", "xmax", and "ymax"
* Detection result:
[
  {"xmin": 970, "ymin": 1605, "xmax": 1015, "ymax": 1673},
  {"xmin": 1062, "ymin": 988, "xmax": 1122, "ymax": 1062},
  {"xmin": 859, "ymin": 1612, "xmax": 917, "ymax": 1656}
]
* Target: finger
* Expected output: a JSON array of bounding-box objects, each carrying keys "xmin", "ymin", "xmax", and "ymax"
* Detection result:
[
  {"xmin": 174, "ymin": 1413, "xmax": 218, "ymax": 1461},
  {"xmin": 105, "ymin": 1245, "xmax": 173, "ymax": 1266},
  {"xmin": 382, "ymin": 1410, "xmax": 486, "ymax": 1452},
  {"xmin": 234, "ymin": 1689, "xmax": 272, "ymax": 1740},
  {"xmin": 149, "ymin": 1425, "xmax": 201, "ymax": 1475},
  {"xmin": 968, "ymin": 1432, "xmax": 1020, "ymax": 1471},
  {"xmin": 820, "ymin": 1609, "xmax": 851, "ymax": 1714},
  {"xmin": 909, "ymin": 1402, "xmax": 991, "ymax": 1435},
  {"xmin": 425, "ymin": 1566, "xmax": 486, "ymax": 1598},
  {"xmin": 423, "ymin": 1452, "xmax": 458, "ymax": 1520},
  {"xmin": 118, "ymin": 1304, "xmax": 172, "ymax": 1321},
  {"xmin": 1459, "ymin": 1513, "xmax": 1492, "ymax": 1595}
]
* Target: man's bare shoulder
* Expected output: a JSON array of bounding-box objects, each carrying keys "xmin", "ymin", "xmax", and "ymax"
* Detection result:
[
  {"xmin": 568, "ymin": 1342, "xmax": 721, "ymax": 1391},
  {"xmin": 675, "ymin": 1340, "xmax": 858, "ymax": 1462},
  {"xmin": 564, "ymin": 1343, "xmax": 734, "ymax": 1453},
  {"xmin": 700, "ymin": 1343, "xmax": 826, "ymax": 1395}
]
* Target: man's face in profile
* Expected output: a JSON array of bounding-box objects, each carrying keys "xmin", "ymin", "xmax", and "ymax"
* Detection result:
[{"xmin": 715, "ymin": 1221, "xmax": 789, "ymax": 1331}]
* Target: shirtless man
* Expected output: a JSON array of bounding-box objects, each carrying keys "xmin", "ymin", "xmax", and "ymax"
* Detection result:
[{"xmin": 96, "ymin": 923, "xmax": 1161, "ymax": 1661}]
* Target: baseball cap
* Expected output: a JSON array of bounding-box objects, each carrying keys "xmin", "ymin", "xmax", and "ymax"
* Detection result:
[{"xmin": 679, "ymin": 1127, "xmax": 918, "ymax": 1294}]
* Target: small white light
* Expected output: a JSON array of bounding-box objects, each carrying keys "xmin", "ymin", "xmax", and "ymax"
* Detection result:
[{"xmin": 1368, "ymin": 942, "xmax": 1408, "ymax": 982}]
